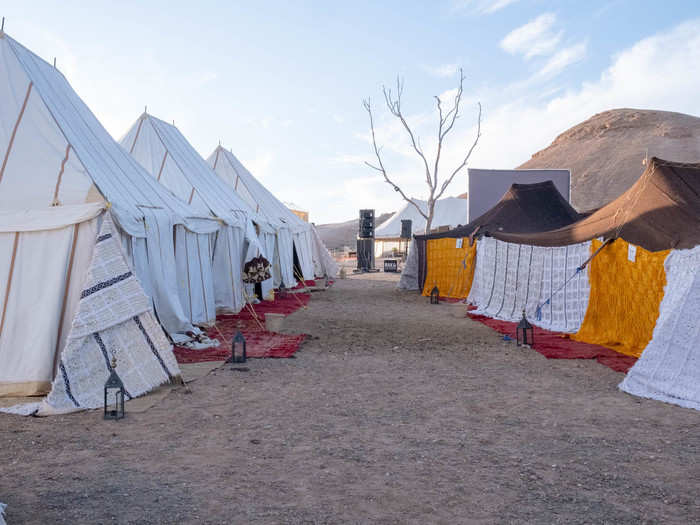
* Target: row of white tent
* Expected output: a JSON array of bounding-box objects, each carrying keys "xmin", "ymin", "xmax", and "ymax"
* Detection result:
[
  {"xmin": 0, "ymin": 32, "xmax": 336, "ymax": 412},
  {"xmin": 374, "ymin": 197, "xmax": 468, "ymax": 257}
]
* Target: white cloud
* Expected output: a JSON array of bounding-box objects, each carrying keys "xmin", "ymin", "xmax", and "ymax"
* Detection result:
[
  {"xmin": 501, "ymin": 13, "xmax": 561, "ymax": 59},
  {"xmin": 452, "ymin": 0, "xmax": 521, "ymax": 14},
  {"xmin": 254, "ymin": 116, "xmax": 293, "ymax": 130},
  {"xmin": 330, "ymin": 154, "xmax": 368, "ymax": 166},
  {"xmin": 423, "ymin": 63, "xmax": 459, "ymax": 78},
  {"xmin": 462, "ymin": 19, "xmax": 700, "ymax": 171},
  {"xmin": 482, "ymin": 0, "xmax": 520, "ymax": 13},
  {"xmin": 535, "ymin": 41, "xmax": 587, "ymax": 78},
  {"xmin": 244, "ymin": 151, "xmax": 275, "ymax": 181},
  {"xmin": 193, "ymin": 71, "xmax": 218, "ymax": 87}
]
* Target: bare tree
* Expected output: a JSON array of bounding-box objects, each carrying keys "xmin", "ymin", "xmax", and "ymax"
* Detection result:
[{"xmin": 363, "ymin": 69, "xmax": 481, "ymax": 234}]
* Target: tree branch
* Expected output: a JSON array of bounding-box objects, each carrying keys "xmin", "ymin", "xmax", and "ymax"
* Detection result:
[
  {"xmin": 383, "ymin": 77, "xmax": 433, "ymax": 188},
  {"xmin": 363, "ymin": 69, "xmax": 481, "ymax": 233},
  {"xmin": 434, "ymin": 101, "xmax": 482, "ymax": 201},
  {"xmin": 363, "ymin": 98, "xmax": 428, "ymax": 221}
]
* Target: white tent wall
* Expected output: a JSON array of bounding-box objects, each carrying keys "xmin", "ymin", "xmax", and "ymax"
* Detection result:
[
  {"xmin": 0, "ymin": 39, "xmax": 94, "ymax": 210},
  {"xmin": 174, "ymin": 226, "xmax": 216, "ymax": 324},
  {"xmin": 211, "ymin": 225, "xmax": 246, "ymax": 312},
  {"xmin": 468, "ymin": 237, "xmax": 591, "ymax": 333},
  {"xmin": 398, "ymin": 239, "xmax": 420, "ymax": 291},
  {"xmin": 208, "ymin": 146, "xmax": 320, "ymax": 282},
  {"xmin": 375, "ymin": 197, "xmax": 468, "ymax": 239},
  {"xmin": 620, "ymin": 246, "xmax": 700, "ymax": 410},
  {"xmin": 259, "ymin": 230, "xmax": 277, "ymax": 296},
  {"xmin": 121, "ymin": 113, "xmax": 273, "ymax": 310},
  {"xmin": 277, "ymin": 228, "xmax": 296, "ymax": 287},
  {"xmin": 293, "ymin": 230, "xmax": 315, "ymax": 282},
  {"xmin": 0, "ymin": 204, "xmax": 103, "ymax": 397},
  {"xmin": 311, "ymin": 224, "xmax": 339, "ymax": 278},
  {"xmin": 0, "ymin": 33, "xmax": 220, "ymax": 343}
]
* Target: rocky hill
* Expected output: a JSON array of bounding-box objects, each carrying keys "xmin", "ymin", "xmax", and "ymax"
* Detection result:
[
  {"xmin": 315, "ymin": 212, "xmax": 392, "ymax": 251},
  {"xmin": 519, "ymin": 108, "xmax": 700, "ymax": 211}
]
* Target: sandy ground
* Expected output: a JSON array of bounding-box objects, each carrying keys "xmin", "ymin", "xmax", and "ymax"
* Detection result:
[{"xmin": 1, "ymin": 273, "xmax": 699, "ymax": 524}]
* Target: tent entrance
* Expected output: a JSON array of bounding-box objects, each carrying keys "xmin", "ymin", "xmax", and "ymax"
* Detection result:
[{"xmin": 292, "ymin": 242, "xmax": 303, "ymax": 282}]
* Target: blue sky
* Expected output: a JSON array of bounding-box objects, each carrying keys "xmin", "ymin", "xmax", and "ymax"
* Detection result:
[{"xmin": 3, "ymin": 1, "xmax": 700, "ymax": 222}]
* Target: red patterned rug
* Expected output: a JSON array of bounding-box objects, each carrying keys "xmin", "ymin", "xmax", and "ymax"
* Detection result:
[
  {"xmin": 468, "ymin": 313, "xmax": 637, "ymax": 373},
  {"xmin": 173, "ymin": 294, "xmax": 310, "ymax": 363},
  {"xmin": 291, "ymin": 279, "xmax": 318, "ymax": 290}
]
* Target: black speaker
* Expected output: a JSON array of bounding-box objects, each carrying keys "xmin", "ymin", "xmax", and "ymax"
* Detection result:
[
  {"xmin": 356, "ymin": 238, "xmax": 375, "ymax": 271},
  {"xmin": 400, "ymin": 219, "xmax": 412, "ymax": 239},
  {"xmin": 358, "ymin": 209, "xmax": 375, "ymax": 238}
]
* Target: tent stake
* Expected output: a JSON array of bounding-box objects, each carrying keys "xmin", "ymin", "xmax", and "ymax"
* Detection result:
[
  {"xmin": 293, "ymin": 268, "xmax": 312, "ymax": 295},
  {"xmin": 242, "ymin": 289, "xmax": 266, "ymax": 330}
]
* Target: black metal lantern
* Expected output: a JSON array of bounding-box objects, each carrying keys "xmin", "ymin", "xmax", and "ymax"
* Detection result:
[
  {"xmin": 104, "ymin": 356, "xmax": 125, "ymax": 420},
  {"xmin": 226, "ymin": 331, "xmax": 247, "ymax": 364},
  {"xmin": 516, "ymin": 309, "xmax": 534, "ymax": 347},
  {"xmin": 430, "ymin": 286, "xmax": 440, "ymax": 304},
  {"xmin": 278, "ymin": 279, "xmax": 288, "ymax": 299}
]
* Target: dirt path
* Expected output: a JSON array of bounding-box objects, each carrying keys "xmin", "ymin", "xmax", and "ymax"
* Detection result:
[{"xmin": 1, "ymin": 274, "xmax": 698, "ymax": 524}]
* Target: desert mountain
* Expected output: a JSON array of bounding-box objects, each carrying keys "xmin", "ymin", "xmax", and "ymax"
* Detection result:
[
  {"xmin": 519, "ymin": 108, "xmax": 700, "ymax": 211},
  {"xmin": 316, "ymin": 212, "xmax": 392, "ymax": 251}
]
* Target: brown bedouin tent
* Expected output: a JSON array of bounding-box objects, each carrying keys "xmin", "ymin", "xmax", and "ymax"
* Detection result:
[
  {"xmin": 415, "ymin": 180, "xmax": 581, "ymax": 242},
  {"xmin": 493, "ymin": 158, "xmax": 700, "ymax": 252},
  {"xmin": 413, "ymin": 180, "xmax": 582, "ymax": 292}
]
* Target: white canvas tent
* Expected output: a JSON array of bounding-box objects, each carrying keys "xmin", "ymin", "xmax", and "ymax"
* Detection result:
[
  {"xmin": 208, "ymin": 146, "xmax": 336, "ymax": 282},
  {"xmin": 310, "ymin": 224, "xmax": 339, "ymax": 279},
  {"xmin": 0, "ymin": 33, "xmax": 223, "ymax": 342},
  {"xmin": 1, "ymin": 216, "xmax": 180, "ymax": 413},
  {"xmin": 374, "ymin": 197, "xmax": 468, "ymax": 257},
  {"xmin": 0, "ymin": 32, "xmax": 185, "ymax": 400},
  {"xmin": 120, "ymin": 113, "xmax": 274, "ymax": 309}
]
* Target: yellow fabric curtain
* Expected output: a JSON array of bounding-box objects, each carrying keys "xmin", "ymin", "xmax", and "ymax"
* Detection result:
[
  {"xmin": 422, "ymin": 238, "xmax": 477, "ymax": 299},
  {"xmin": 572, "ymin": 239, "xmax": 669, "ymax": 357}
]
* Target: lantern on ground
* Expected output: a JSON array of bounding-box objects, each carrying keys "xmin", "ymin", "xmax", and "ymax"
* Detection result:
[
  {"xmin": 104, "ymin": 356, "xmax": 126, "ymax": 420},
  {"xmin": 516, "ymin": 310, "xmax": 534, "ymax": 347},
  {"xmin": 278, "ymin": 279, "xmax": 288, "ymax": 299},
  {"xmin": 227, "ymin": 331, "xmax": 247, "ymax": 364},
  {"xmin": 430, "ymin": 286, "xmax": 440, "ymax": 304}
]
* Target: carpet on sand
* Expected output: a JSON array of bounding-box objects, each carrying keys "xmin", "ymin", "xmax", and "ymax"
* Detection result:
[
  {"xmin": 173, "ymin": 294, "xmax": 310, "ymax": 363},
  {"xmin": 292, "ymin": 280, "xmax": 318, "ymax": 290},
  {"xmin": 468, "ymin": 313, "xmax": 637, "ymax": 373}
]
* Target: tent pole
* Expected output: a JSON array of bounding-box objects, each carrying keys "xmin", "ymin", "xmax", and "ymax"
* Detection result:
[
  {"xmin": 52, "ymin": 144, "xmax": 72, "ymax": 205},
  {"xmin": 0, "ymin": 232, "xmax": 19, "ymax": 337},
  {"xmin": 0, "ymin": 82, "xmax": 33, "ymax": 185},
  {"xmin": 52, "ymin": 223, "xmax": 80, "ymax": 377},
  {"xmin": 0, "ymin": 232, "xmax": 20, "ymax": 341}
]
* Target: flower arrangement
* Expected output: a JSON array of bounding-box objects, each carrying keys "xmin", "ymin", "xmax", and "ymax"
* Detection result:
[{"xmin": 242, "ymin": 255, "xmax": 272, "ymax": 284}]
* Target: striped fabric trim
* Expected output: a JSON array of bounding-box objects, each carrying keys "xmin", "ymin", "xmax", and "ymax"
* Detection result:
[
  {"xmin": 485, "ymin": 240, "xmax": 499, "ymax": 310},
  {"xmin": 59, "ymin": 360, "xmax": 80, "ymax": 408},
  {"xmin": 133, "ymin": 315, "xmax": 173, "ymax": 380},
  {"xmin": 80, "ymin": 272, "xmax": 132, "ymax": 299},
  {"xmin": 93, "ymin": 332, "xmax": 132, "ymax": 399}
]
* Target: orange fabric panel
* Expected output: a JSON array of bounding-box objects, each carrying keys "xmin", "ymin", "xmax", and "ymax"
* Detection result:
[
  {"xmin": 422, "ymin": 238, "xmax": 477, "ymax": 299},
  {"xmin": 572, "ymin": 239, "xmax": 669, "ymax": 357}
]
